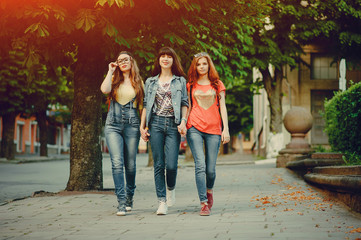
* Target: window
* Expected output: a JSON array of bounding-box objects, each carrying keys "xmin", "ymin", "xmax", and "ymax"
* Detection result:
[
  {"xmin": 16, "ymin": 122, "xmax": 24, "ymax": 152},
  {"xmin": 311, "ymin": 54, "xmax": 337, "ymax": 80},
  {"xmin": 47, "ymin": 125, "xmax": 57, "ymax": 145},
  {"xmin": 311, "ymin": 90, "xmax": 336, "ymax": 144}
]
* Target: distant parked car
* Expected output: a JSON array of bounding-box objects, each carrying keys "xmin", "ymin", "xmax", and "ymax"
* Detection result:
[{"xmin": 179, "ymin": 137, "xmax": 187, "ymax": 154}]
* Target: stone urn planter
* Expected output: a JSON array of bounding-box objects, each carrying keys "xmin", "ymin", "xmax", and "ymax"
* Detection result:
[
  {"xmin": 283, "ymin": 107, "xmax": 313, "ymax": 149},
  {"xmin": 276, "ymin": 107, "xmax": 314, "ymax": 167}
]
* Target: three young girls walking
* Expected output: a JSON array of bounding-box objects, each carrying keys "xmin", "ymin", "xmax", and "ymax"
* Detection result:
[{"xmin": 101, "ymin": 48, "xmax": 229, "ymax": 216}]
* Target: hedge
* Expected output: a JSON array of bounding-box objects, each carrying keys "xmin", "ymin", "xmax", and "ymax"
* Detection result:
[{"xmin": 323, "ymin": 82, "xmax": 361, "ymax": 164}]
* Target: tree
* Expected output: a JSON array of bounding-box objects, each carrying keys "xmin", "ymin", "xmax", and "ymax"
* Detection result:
[
  {"xmin": 0, "ymin": 0, "xmax": 268, "ymax": 189},
  {"xmin": 303, "ymin": 0, "xmax": 361, "ymax": 64},
  {"xmin": 249, "ymin": 1, "xmax": 309, "ymax": 134},
  {"xmin": 249, "ymin": 0, "xmax": 361, "ymax": 135},
  {"xmin": 25, "ymin": 64, "xmax": 73, "ymax": 157},
  {"xmin": 0, "ymin": 48, "xmax": 28, "ymax": 160},
  {"xmin": 0, "ymin": 43, "xmax": 73, "ymax": 159}
]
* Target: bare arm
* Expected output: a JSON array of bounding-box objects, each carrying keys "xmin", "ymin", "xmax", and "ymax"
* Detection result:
[
  {"xmin": 219, "ymin": 91, "xmax": 230, "ymax": 144},
  {"xmin": 100, "ymin": 62, "xmax": 117, "ymax": 94}
]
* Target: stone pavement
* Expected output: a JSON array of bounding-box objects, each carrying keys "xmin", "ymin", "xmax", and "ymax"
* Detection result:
[{"xmin": 1, "ymin": 153, "xmax": 361, "ymax": 240}]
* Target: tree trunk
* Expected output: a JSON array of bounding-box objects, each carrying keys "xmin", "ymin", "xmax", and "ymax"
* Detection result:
[
  {"xmin": 0, "ymin": 112, "xmax": 17, "ymax": 160},
  {"xmin": 36, "ymin": 110, "xmax": 48, "ymax": 157},
  {"xmin": 260, "ymin": 67, "xmax": 284, "ymax": 134},
  {"xmin": 66, "ymin": 38, "xmax": 104, "ymax": 191}
]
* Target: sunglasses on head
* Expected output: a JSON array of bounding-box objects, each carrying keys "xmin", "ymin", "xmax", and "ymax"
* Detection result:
[{"xmin": 194, "ymin": 52, "xmax": 208, "ymax": 58}]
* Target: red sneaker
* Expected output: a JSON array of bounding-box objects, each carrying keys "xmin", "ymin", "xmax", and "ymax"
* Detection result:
[
  {"xmin": 207, "ymin": 192, "xmax": 213, "ymax": 210},
  {"xmin": 200, "ymin": 203, "xmax": 210, "ymax": 216}
]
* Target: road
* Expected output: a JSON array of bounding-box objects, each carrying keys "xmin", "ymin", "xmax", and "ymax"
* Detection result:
[
  {"xmin": 1, "ymin": 157, "xmax": 361, "ymax": 239},
  {"xmin": 0, "ymin": 154, "xmax": 152, "ymax": 204}
]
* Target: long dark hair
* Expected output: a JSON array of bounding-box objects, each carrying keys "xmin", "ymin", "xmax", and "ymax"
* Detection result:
[
  {"xmin": 152, "ymin": 47, "xmax": 186, "ymax": 78},
  {"xmin": 109, "ymin": 51, "xmax": 144, "ymax": 110}
]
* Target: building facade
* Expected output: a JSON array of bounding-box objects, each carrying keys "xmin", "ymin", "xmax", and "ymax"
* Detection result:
[
  {"xmin": 0, "ymin": 114, "xmax": 70, "ymax": 156},
  {"xmin": 253, "ymin": 44, "xmax": 361, "ymax": 158}
]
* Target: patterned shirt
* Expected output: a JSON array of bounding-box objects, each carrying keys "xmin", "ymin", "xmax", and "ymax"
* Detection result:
[{"xmin": 153, "ymin": 81, "xmax": 174, "ymax": 117}]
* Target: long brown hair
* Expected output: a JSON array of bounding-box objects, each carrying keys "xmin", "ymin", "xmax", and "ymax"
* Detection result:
[
  {"xmin": 109, "ymin": 51, "xmax": 144, "ymax": 110},
  {"xmin": 152, "ymin": 47, "xmax": 186, "ymax": 78},
  {"xmin": 187, "ymin": 52, "xmax": 220, "ymax": 94}
]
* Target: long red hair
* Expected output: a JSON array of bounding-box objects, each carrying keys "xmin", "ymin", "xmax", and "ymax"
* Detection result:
[{"xmin": 187, "ymin": 52, "xmax": 220, "ymax": 94}]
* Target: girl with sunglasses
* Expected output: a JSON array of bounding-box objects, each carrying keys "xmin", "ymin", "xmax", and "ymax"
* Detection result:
[{"xmin": 101, "ymin": 51, "xmax": 144, "ymax": 216}]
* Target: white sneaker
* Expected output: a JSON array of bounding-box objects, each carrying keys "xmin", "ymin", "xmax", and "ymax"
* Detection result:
[
  {"xmin": 166, "ymin": 188, "xmax": 176, "ymax": 207},
  {"xmin": 116, "ymin": 204, "xmax": 126, "ymax": 216},
  {"xmin": 156, "ymin": 201, "xmax": 168, "ymax": 215}
]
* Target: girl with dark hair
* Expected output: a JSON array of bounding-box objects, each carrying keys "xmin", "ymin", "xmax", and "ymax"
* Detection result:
[
  {"xmin": 101, "ymin": 51, "xmax": 144, "ymax": 216},
  {"xmin": 140, "ymin": 47, "xmax": 188, "ymax": 215},
  {"xmin": 184, "ymin": 52, "xmax": 230, "ymax": 216}
]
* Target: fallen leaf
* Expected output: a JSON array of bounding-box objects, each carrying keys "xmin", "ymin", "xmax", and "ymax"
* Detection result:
[
  {"xmin": 349, "ymin": 227, "xmax": 361, "ymax": 233},
  {"xmin": 283, "ymin": 208, "xmax": 294, "ymax": 211}
]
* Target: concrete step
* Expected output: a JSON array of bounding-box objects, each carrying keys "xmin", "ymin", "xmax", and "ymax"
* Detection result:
[
  {"xmin": 304, "ymin": 173, "xmax": 361, "ymax": 193},
  {"xmin": 286, "ymin": 158, "xmax": 344, "ymax": 170},
  {"xmin": 313, "ymin": 165, "xmax": 361, "ymax": 175},
  {"xmin": 311, "ymin": 152, "xmax": 343, "ymax": 159}
]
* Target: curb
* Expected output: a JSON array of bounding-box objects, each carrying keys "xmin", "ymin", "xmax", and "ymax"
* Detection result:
[
  {"xmin": 286, "ymin": 158, "xmax": 344, "ymax": 170},
  {"xmin": 304, "ymin": 173, "xmax": 361, "ymax": 192},
  {"xmin": 0, "ymin": 156, "xmax": 69, "ymax": 164}
]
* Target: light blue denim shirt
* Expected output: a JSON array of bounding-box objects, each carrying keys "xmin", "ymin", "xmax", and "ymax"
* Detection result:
[{"xmin": 143, "ymin": 74, "xmax": 188, "ymax": 127}]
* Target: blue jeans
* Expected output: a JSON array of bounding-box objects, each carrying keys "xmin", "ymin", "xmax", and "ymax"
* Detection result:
[
  {"xmin": 187, "ymin": 127, "xmax": 221, "ymax": 203},
  {"xmin": 149, "ymin": 115, "xmax": 181, "ymax": 201},
  {"xmin": 105, "ymin": 101, "xmax": 140, "ymax": 204}
]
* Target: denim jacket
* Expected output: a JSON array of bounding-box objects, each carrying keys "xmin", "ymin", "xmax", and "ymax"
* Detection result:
[{"xmin": 143, "ymin": 74, "xmax": 188, "ymax": 127}]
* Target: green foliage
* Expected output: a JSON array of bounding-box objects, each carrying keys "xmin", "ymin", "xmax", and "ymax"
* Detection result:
[
  {"xmin": 342, "ymin": 152, "xmax": 361, "ymax": 166},
  {"xmin": 313, "ymin": 145, "xmax": 328, "ymax": 153},
  {"xmin": 226, "ymin": 75, "xmax": 254, "ymax": 135},
  {"xmin": 0, "ymin": 0, "xmax": 268, "ymax": 139},
  {"xmin": 0, "ymin": 46, "xmax": 73, "ymax": 120},
  {"xmin": 323, "ymin": 82, "xmax": 361, "ymax": 165},
  {"xmin": 0, "ymin": 49, "xmax": 28, "ymax": 115},
  {"xmin": 306, "ymin": 0, "xmax": 361, "ymax": 63}
]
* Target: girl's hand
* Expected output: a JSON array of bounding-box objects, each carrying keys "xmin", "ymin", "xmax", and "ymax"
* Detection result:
[
  {"xmin": 140, "ymin": 127, "xmax": 150, "ymax": 142},
  {"xmin": 177, "ymin": 122, "xmax": 187, "ymax": 137},
  {"xmin": 108, "ymin": 62, "xmax": 117, "ymax": 73},
  {"xmin": 221, "ymin": 130, "xmax": 230, "ymax": 144}
]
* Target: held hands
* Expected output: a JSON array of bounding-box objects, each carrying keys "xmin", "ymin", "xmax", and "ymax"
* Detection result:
[
  {"xmin": 177, "ymin": 121, "xmax": 187, "ymax": 137},
  {"xmin": 221, "ymin": 129, "xmax": 230, "ymax": 144},
  {"xmin": 140, "ymin": 127, "xmax": 150, "ymax": 142}
]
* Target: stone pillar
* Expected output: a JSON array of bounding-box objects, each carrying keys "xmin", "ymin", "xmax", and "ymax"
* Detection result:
[{"xmin": 276, "ymin": 107, "xmax": 314, "ymax": 167}]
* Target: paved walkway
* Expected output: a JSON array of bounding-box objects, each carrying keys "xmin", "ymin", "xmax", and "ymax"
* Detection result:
[{"xmin": 1, "ymin": 153, "xmax": 360, "ymax": 239}]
